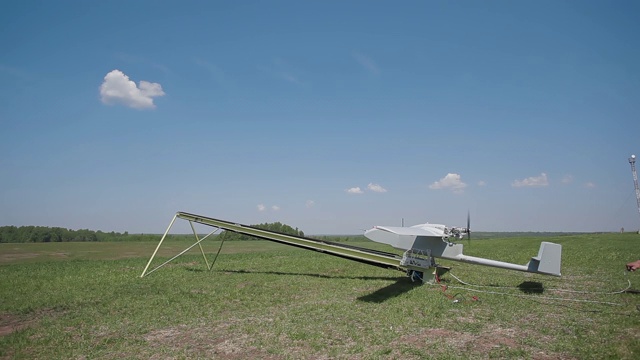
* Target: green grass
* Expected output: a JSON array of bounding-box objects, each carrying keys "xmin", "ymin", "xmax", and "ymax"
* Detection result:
[{"xmin": 1, "ymin": 234, "xmax": 639, "ymax": 359}]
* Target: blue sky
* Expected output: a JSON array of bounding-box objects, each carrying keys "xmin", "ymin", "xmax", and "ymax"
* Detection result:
[{"xmin": 1, "ymin": 1, "xmax": 639, "ymax": 234}]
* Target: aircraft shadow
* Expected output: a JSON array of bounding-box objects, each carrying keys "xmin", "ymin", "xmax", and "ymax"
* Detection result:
[
  {"xmin": 357, "ymin": 278, "xmax": 421, "ymax": 303},
  {"xmin": 518, "ymin": 281, "xmax": 544, "ymax": 294},
  {"xmin": 214, "ymin": 269, "xmax": 397, "ymax": 281},
  {"xmin": 182, "ymin": 267, "xmax": 418, "ymax": 303}
]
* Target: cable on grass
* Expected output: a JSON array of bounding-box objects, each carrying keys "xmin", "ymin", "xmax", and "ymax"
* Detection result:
[
  {"xmin": 448, "ymin": 272, "xmax": 632, "ymax": 295},
  {"xmin": 439, "ymin": 284, "xmax": 480, "ymax": 303},
  {"xmin": 525, "ymin": 296, "xmax": 637, "ymax": 316},
  {"xmin": 430, "ymin": 282, "xmax": 623, "ymax": 306}
]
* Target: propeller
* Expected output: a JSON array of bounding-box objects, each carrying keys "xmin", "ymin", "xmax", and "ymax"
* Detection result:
[{"xmin": 466, "ymin": 210, "xmax": 471, "ymax": 243}]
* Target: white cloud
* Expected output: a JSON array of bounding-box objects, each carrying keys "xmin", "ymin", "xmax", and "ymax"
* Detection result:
[
  {"xmin": 478, "ymin": 180, "xmax": 487, "ymax": 186},
  {"xmin": 512, "ymin": 173, "xmax": 549, "ymax": 187},
  {"xmin": 584, "ymin": 182, "xmax": 596, "ymax": 188},
  {"xmin": 429, "ymin": 173, "xmax": 468, "ymax": 193},
  {"xmin": 258, "ymin": 204, "xmax": 281, "ymax": 211},
  {"xmin": 305, "ymin": 200, "xmax": 315, "ymax": 208},
  {"xmin": 346, "ymin": 187, "xmax": 364, "ymax": 194},
  {"xmin": 352, "ymin": 51, "xmax": 379, "ymax": 75},
  {"xmin": 367, "ymin": 183, "xmax": 387, "ymax": 193},
  {"xmin": 561, "ymin": 175, "xmax": 573, "ymax": 184},
  {"xmin": 99, "ymin": 69, "xmax": 165, "ymax": 109}
]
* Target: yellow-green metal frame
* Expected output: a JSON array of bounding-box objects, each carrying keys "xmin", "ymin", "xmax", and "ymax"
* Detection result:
[
  {"xmin": 141, "ymin": 211, "xmax": 409, "ymax": 278},
  {"xmin": 140, "ymin": 214, "xmax": 223, "ymax": 277}
]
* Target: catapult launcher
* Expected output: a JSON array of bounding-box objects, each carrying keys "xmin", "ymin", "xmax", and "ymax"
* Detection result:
[{"xmin": 141, "ymin": 212, "xmax": 562, "ymax": 283}]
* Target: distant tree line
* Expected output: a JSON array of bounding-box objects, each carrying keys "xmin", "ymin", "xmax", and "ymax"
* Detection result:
[
  {"xmin": 216, "ymin": 222, "xmax": 305, "ymax": 241},
  {"xmin": 0, "ymin": 222, "xmax": 307, "ymax": 243},
  {"xmin": 0, "ymin": 226, "xmax": 160, "ymax": 243},
  {"xmin": 0, "ymin": 224, "xmax": 590, "ymax": 244},
  {"xmin": 312, "ymin": 235, "xmax": 368, "ymax": 242}
]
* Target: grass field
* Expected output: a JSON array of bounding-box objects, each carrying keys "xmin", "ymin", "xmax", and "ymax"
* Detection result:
[{"xmin": 1, "ymin": 233, "xmax": 639, "ymax": 359}]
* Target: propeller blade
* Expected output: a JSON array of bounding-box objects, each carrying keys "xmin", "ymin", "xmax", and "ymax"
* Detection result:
[{"xmin": 466, "ymin": 211, "xmax": 471, "ymax": 241}]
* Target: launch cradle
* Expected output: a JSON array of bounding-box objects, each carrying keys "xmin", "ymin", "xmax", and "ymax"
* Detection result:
[{"xmin": 141, "ymin": 212, "xmax": 562, "ymax": 283}]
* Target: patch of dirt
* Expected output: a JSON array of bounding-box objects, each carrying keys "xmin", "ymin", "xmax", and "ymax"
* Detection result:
[
  {"xmin": 143, "ymin": 323, "xmax": 282, "ymax": 360},
  {"xmin": 0, "ymin": 308, "xmax": 64, "ymax": 337},
  {"xmin": 0, "ymin": 314, "xmax": 34, "ymax": 337},
  {"xmin": 0, "ymin": 253, "xmax": 39, "ymax": 263},
  {"xmin": 392, "ymin": 325, "xmax": 574, "ymax": 360}
]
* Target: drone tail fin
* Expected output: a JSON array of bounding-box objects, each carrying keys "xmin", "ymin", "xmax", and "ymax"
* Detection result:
[{"xmin": 527, "ymin": 242, "xmax": 562, "ymax": 276}]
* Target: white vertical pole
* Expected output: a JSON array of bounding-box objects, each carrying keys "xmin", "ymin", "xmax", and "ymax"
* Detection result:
[{"xmin": 630, "ymin": 155, "xmax": 640, "ymax": 226}]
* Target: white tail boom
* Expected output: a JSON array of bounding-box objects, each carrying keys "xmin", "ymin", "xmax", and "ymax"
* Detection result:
[{"xmin": 364, "ymin": 224, "xmax": 562, "ymax": 277}]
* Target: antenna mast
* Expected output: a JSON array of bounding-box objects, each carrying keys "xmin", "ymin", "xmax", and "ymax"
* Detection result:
[{"xmin": 629, "ymin": 155, "xmax": 640, "ymax": 223}]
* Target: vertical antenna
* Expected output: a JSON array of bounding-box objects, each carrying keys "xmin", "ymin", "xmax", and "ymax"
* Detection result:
[
  {"xmin": 629, "ymin": 155, "xmax": 640, "ymax": 229},
  {"xmin": 401, "ymin": 218, "xmax": 404, "ymax": 227}
]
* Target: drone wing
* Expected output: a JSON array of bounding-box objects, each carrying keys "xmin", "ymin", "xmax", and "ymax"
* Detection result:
[
  {"xmin": 370, "ymin": 226, "xmax": 443, "ymax": 237},
  {"xmin": 365, "ymin": 225, "xmax": 448, "ymax": 254}
]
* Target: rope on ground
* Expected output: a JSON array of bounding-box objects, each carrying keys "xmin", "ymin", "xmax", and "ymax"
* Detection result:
[
  {"xmin": 448, "ymin": 272, "xmax": 632, "ymax": 295},
  {"xmin": 432, "ymin": 273, "xmax": 634, "ymax": 306}
]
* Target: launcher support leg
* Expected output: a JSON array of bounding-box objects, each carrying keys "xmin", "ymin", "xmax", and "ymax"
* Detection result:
[
  {"xmin": 140, "ymin": 214, "xmax": 178, "ymax": 278},
  {"xmin": 141, "ymin": 216, "xmax": 223, "ymax": 277},
  {"xmin": 189, "ymin": 221, "xmax": 210, "ymax": 270}
]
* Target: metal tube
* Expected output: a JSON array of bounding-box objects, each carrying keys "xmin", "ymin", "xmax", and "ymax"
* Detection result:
[
  {"xmin": 629, "ymin": 155, "xmax": 640, "ymax": 221},
  {"xmin": 142, "ymin": 231, "xmax": 212, "ymax": 277},
  {"xmin": 209, "ymin": 232, "xmax": 226, "ymax": 271},
  {"xmin": 452, "ymin": 254, "xmax": 529, "ymax": 273},
  {"xmin": 190, "ymin": 221, "xmax": 209, "ymax": 270},
  {"xmin": 140, "ymin": 213, "xmax": 178, "ymax": 278}
]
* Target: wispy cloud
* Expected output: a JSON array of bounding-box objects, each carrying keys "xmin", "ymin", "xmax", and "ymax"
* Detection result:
[
  {"xmin": 352, "ymin": 51, "xmax": 379, "ymax": 75},
  {"xmin": 280, "ymin": 72, "xmax": 301, "ymax": 84},
  {"xmin": 305, "ymin": 200, "xmax": 315, "ymax": 208},
  {"xmin": 346, "ymin": 183, "xmax": 387, "ymax": 195},
  {"xmin": 512, "ymin": 173, "xmax": 549, "ymax": 187},
  {"xmin": 561, "ymin": 175, "xmax": 573, "ymax": 184},
  {"xmin": 152, "ymin": 63, "xmax": 171, "ymax": 75},
  {"xmin": 99, "ymin": 70, "xmax": 165, "ymax": 110},
  {"xmin": 194, "ymin": 57, "xmax": 227, "ymax": 85},
  {"xmin": 114, "ymin": 53, "xmax": 170, "ymax": 75},
  {"xmin": 584, "ymin": 182, "xmax": 596, "ymax": 188},
  {"xmin": 367, "ymin": 183, "xmax": 387, "ymax": 193},
  {"xmin": 477, "ymin": 180, "xmax": 487, "ymax": 186},
  {"xmin": 429, "ymin": 173, "xmax": 467, "ymax": 193},
  {"xmin": 261, "ymin": 57, "xmax": 304, "ymax": 85},
  {"xmin": 257, "ymin": 204, "xmax": 281, "ymax": 211}
]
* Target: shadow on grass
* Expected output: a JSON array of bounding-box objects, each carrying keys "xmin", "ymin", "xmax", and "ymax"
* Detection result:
[
  {"xmin": 214, "ymin": 269, "xmax": 398, "ymax": 281},
  {"xmin": 184, "ymin": 267, "xmax": 428, "ymax": 303},
  {"xmin": 357, "ymin": 278, "xmax": 421, "ymax": 303},
  {"xmin": 518, "ymin": 281, "xmax": 544, "ymax": 294}
]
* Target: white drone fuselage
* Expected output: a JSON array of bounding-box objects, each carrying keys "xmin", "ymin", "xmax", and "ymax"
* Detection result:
[{"xmin": 364, "ymin": 223, "xmax": 562, "ymax": 277}]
